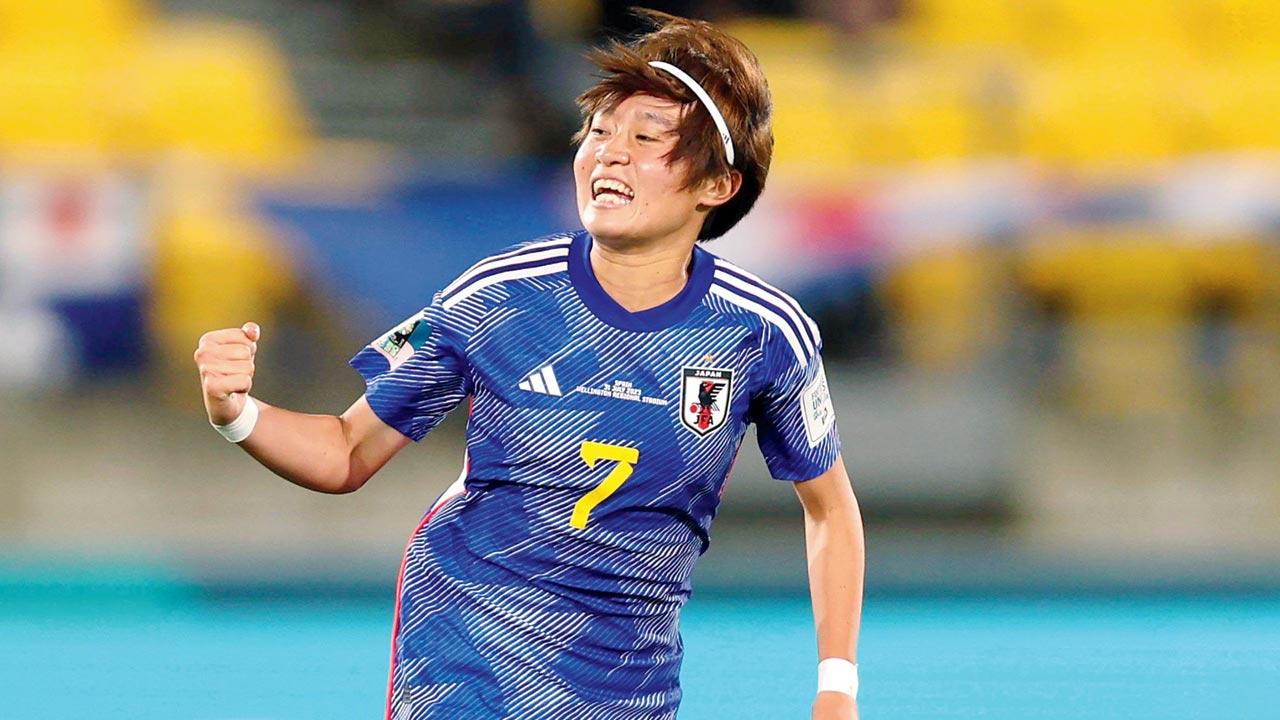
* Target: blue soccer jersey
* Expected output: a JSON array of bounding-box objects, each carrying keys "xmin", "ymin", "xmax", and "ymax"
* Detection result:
[{"xmin": 350, "ymin": 230, "xmax": 840, "ymax": 720}]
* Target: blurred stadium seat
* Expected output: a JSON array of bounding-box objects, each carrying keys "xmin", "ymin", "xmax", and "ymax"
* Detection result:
[
  {"xmin": 1189, "ymin": 0, "xmax": 1280, "ymax": 61},
  {"xmin": 882, "ymin": 245, "xmax": 1002, "ymax": 371},
  {"xmin": 0, "ymin": 0, "xmax": 143, "ymax": 158},
  {"xmin": 0, "ymin": 0, "xmax": 307, "ymax": 391},
  {"xmin": 0, "ymin": 4, "xmax": 309, "ymax": 174},
  {"xmin": 1017, "ymin": 229, "xmax": 1232, "ymax": 415},
  {"xmin": 122, "ymin": 20, "xmax": 310, "ymax": 172},
  {"xmin": 759, "ymin": 54, "xmax": 865, "ymax": 167},
  {"xmin": 1017, "ymin": 55, "xmax": 1190, "ymax": 165},
  {"xmin": 0, "ymin": 0, "xmax": 147, "ymax": 57},
  {"xmin": 1195, "ymin": 60, "xmax": 1280, "ymax": 151},
  {"xmin": 0, "ymin": 52, "xmax": 117, "ymax": 157},
  {"xmin": 897, "ymin": 0, "xmax": 1032, "ymax": 51},
  {"xmin": 1021, "ymin": 0, "xmax": 1189, "ymax": 58},
  {"xmin": 862, "ymin": 55, "xmax": 993, "ymax": 163}
]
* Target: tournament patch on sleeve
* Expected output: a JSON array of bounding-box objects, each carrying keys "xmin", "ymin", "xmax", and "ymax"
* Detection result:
[
  {"xmin": 800, "ymin": 361, "xmax": 835, "ymax": 447},
  {"xmin": 373, "ymin": 312, "xmax": 433, "ymax": 370}
]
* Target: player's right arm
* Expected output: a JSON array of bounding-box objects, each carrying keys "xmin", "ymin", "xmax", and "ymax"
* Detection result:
[{"xmin": 195, "ymin": 322, "xmax": 410, "ymax": 494}]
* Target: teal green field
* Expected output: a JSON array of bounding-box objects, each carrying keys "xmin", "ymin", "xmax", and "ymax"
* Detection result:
[{"xmin": 3, "ymin": 576, "xmax": 1278, "ymax": 719}]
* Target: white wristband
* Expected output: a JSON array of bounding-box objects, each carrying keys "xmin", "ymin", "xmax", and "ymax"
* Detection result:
[
  {"xmin": 211, "ymin": 396, "xmax": 260, "ymax": 443},
  {"xmin": 817, "ymin": 658, "xmax": 858, "ymax": 698}
]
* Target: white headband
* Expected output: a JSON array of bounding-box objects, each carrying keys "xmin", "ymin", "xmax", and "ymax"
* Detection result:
[{"xmin": 648, "ymin": 60, "xmax": 735, "ymax": 166}]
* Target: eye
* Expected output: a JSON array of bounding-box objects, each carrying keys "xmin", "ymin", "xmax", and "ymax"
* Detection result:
[
  {"xmin": 590, "ymin": 127, "xmax": 608, "ymax": 137},
  {"xmin": 636, "ymin": 134, "xmax": 656, "ymax": 142}
]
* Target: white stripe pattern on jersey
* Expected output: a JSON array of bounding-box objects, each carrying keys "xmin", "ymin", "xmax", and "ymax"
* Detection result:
[
  {"xmin": 708, "ymin": 282, "xmax": 810, "ymax": 367},
  {"xmin": 443, "ymin": 261, "xmax": 569, "ymax": 309},
  {"xmin": 711, "ymin": 269, "xmax": 816, "ymax": 360},
  {"xmin": 712, "ymin": 259, "xmax": 821, "ymax": 347},
  {"xmin": 440, "ymin": 235, "xmax": 572, "ymax": 298}
]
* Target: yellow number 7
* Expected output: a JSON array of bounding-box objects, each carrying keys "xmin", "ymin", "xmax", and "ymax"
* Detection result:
[{"xmin": 570, "ymin": 441, "xmax": 641, "ymax": 530}]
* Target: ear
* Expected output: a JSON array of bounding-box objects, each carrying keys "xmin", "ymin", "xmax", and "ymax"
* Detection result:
[{"xmin": 696, "ymin": 170, "xmax": 742, "ymax": 210}]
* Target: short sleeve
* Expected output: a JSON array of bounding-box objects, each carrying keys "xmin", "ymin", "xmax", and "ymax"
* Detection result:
[
  {"xmin": 348, "ymin": 295, "xmax": 469, "ymax": 441},
  {"xmin": 752, "ymin": 335, "xmax": 841, "ymax": 481}
]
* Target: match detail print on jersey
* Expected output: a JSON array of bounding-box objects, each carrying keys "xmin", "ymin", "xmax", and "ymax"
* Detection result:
[
  {"xmin": 571, "ymin": 441, "xmax": 640, "ymax": 529},
  {"xmin": 680, "ymin": 366, "xmax": 734, "ymax": 436}
]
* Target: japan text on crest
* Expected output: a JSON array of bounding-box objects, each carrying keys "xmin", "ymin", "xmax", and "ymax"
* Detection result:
[{"xmin": 680, "ymin": 366, "xmax": 733, "ymax": 436}]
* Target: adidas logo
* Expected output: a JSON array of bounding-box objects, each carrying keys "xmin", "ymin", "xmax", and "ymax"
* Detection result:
[{"xmin": 517, "ymin": 365, "xmax": 562, "ymax": 396}]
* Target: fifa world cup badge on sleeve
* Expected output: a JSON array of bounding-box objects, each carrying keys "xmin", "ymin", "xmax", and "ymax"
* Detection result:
[
  {"xmin": 680, "ymin": 366, "xmax": 733, "ymax": 436},
  {"xmin": 801, "ymin": 362, "xmax": 835, "ymax": 447},
  {"xmin": 374, "ymin": 313, "xmax": 433, "ymax": 370}
]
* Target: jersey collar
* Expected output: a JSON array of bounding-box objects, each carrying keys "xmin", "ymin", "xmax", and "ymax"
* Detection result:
[{"xmin": 568, "ymin": 229, "xmax": 714, "ymax": 332}]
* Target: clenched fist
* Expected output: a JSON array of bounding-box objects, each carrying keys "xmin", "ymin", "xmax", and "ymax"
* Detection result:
[{"xmin": 194, "ymin": 322, "xmax": 260, "ymax": 425}]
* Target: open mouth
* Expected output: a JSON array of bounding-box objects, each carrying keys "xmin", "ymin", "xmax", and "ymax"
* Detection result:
[{"xmin": 591, "ymin": 178, "xmax": 635, "ymax": 207}]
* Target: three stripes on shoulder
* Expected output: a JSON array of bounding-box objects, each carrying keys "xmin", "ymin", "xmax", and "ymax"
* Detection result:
[{"xmin": 441, "ymin": 235, "xmax": 573, "ymax": 310}]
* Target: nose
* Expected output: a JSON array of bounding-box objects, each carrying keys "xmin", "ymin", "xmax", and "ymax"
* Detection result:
[{"xmin": 596, "ymin": 133, "xmax": 629, "ymax": 165}]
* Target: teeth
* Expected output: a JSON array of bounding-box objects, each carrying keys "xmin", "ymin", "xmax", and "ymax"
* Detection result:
[
  {"xmin": 592, "ymin": 178, "xmax": 634, "ymax": 199},
  {"xmin": 596, "ymin": 192, "xmax": 631, "ymax": 207}
]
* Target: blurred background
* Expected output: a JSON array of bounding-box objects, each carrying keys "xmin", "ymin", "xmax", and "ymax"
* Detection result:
[{"xmin": 2, "ymin": 0, "xmax": 1279, "ymax": 718}]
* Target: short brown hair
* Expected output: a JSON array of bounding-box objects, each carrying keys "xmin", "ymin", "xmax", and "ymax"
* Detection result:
[{"xmin": 575, "ymin": 9, "xmax": 774, "ymax": 241}]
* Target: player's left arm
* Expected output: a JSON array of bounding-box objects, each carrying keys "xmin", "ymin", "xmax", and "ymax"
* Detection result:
[{"xmin": 794, "ymin": 454, "xmax": 864, "ymax": 720}]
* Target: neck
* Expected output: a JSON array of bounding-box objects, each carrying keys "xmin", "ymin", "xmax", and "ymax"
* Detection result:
[{"xmin": 589, "ymin": 234, "xmax": 698, "ymax": 313}]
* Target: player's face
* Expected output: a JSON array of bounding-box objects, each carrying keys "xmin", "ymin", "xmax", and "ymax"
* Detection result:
[{"xmin": 574, "ymin": 94, "xmax": 731, "ymax": 248}]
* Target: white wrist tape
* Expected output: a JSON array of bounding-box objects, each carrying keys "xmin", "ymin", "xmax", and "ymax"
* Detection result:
[
  {"xmin": 817, "ymin": 658, "xmax": 858, "ymax": 698},
  {"xmin": 211, "ymin": 396, "xmax": 260, "ymax": 443}
]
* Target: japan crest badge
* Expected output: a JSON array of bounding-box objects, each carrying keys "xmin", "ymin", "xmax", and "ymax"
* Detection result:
[{"xmin": 680, "ymin": 366, "xmax": 733, "ymax": 436}]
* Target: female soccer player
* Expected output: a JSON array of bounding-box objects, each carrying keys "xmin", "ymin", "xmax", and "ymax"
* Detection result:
[{"xmin": 194, "ymin": 11, "xmax": 864, "ymax": 720}]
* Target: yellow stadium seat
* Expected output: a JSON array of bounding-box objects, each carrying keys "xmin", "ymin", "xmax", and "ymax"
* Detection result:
[
  {"xmin": 765, "ymin": 54, "xmax": 1000, "ymax": 168},
  {"xmin": 899, "ymin": 0, "xmax": 1031, "ymax": 51},
  {"xmin": 1019, "ymin": 230, "xmax": 1200, "ymax": 414},
  {"xmin": 1181, "ymin": 237, "xmax": 1276, "ymax": 413},
  {"xmin": 1196, "ymin": 60, "xmax": 1280, "ymax": 150},
  {"xmin": 0, "ymin": 0, "xmax": 147, "ymax": 58},
  {"xmin": 0, "ymin": 51, "xmax": 115, "ymax": 154},
  {"xmin": 1020, "ymin": 231, "xmax": 1195, "ymax": 320},
  {"xmin": 1184, "ymin": 239, "xmax": 1267, "ymax": 317},
  {"xmin": 861, "ymin": 56, "xmax": 993, "ymax": 163},
  {"xmin": 763, "ymin": 55, "xmax": 869, "ymax": 168},
  {"xmin": 1187, "ymin": 0, "xmax": 1280, "ymax": 62},
  {"xmin": 1017, "ymin": 55, "xmax": 1191, "ymax": 166},
  {"xmin": 726, "ymin": 18, "xmax": 1005, "ymax": 167},
  {"xmin": 882, "ymin": 245, "xmax": 1002, "ymax": 370},
  {"xmin": 120, "ymin": 20, "xmax": 310, "ymax": 172},
  {"xmin": 1023, "ymin": 0, "xmax": 1189, "ymax": 58}
]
